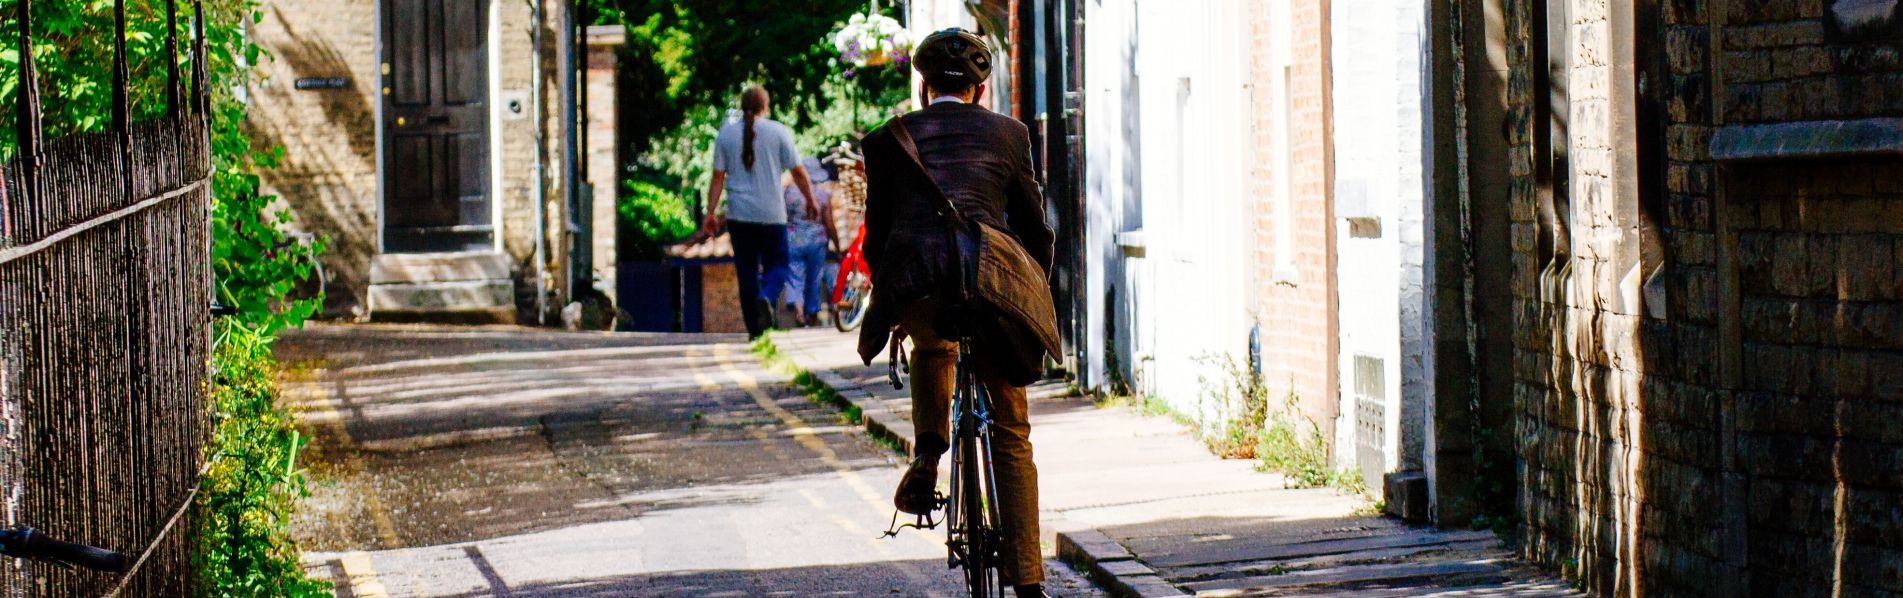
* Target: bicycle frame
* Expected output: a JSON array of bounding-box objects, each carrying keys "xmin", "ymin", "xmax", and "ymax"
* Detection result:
[
  {"xmin": 945, "ymin": 341, "xmax": 1006, "ymax": 596},
  {"xmin": 831, "ymin": 222, "xmax": 870, "ymax": 304}
]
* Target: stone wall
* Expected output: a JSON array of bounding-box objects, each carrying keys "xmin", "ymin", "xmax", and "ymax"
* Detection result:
[
  {"xmin": 1498, "ymin": 0, "xmax": 1903, "ymax": 593},
  {"xmin": 699, "ymin": 263, "xmax": 744, "ymax": 334}
]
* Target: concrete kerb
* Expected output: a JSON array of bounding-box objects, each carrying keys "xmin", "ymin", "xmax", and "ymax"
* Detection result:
[
  {"xmin": 1057, "ymin": 529, "xmax": 1189, "ymax": 598},
  {"xmin": 757, "ymin": 331, "xmax": 915, "ymax": 457}
]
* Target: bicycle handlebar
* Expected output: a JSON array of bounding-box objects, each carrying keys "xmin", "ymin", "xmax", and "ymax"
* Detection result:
[{"xmin": 0, "ymin": 527, "xmax": 128, "ymax": 572}]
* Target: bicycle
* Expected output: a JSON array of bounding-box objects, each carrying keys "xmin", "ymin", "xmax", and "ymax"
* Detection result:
[
  {"xmin": 882, "ymin": 313, "xmax": 1007, "ymax": 597},
  {"xmin": 0, "ymin": 526, "xmax": 128, "ymax": 572},
  {"xmin": 830, "ymin": 220, "xmax": 873, "ymax": 332}
]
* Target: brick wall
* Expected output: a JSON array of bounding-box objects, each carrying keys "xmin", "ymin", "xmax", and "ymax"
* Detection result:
[
  {"xmin": 252, "ymin": 0, "xmax": 568, "ymax": 320},
  {"xmin": 699, "ymin": 263, "xmax": 744, "ymax": 334},
  {"xmin": 1497, "ymin": 0, "xmax": 1903, "ymax": 593},
  {"xmin": 1250, "ymin": 0, "xmax": 1340, "ymax": 437},
  {"xmin": 586, "ymin": 37, "xmax": 620, "ymax": 304},
  {"xmin": 250, "ymin": 0, "xmax": 381, "ymax": 318}
]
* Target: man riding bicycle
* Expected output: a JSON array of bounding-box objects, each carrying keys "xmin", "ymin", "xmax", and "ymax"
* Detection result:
[{"xmin": 856, "ymin": 28, "xmax": 1056, "ymax": 598}]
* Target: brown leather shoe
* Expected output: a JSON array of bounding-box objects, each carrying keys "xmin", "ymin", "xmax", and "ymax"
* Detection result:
[{"xmin": 894, "ymin": 454, "xmax": 940, "ymax": 515}]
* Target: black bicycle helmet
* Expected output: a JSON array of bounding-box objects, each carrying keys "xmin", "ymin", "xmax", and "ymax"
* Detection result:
[{"xmin": 912, "ymin": 28, "xmax": 993, "ymax": 89}]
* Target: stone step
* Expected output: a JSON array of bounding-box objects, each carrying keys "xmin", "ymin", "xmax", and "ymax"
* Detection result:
[
  {"xmin": 369, "ymin": 280, "xmax": 514, "ymax": 314},
  {"xmin": 370, "ymin": 252, "xmax": 512, "ymax": 284},
  {"xmin": 1293, "ymin": 578, "xmax": 1584, "ymax": 597}
]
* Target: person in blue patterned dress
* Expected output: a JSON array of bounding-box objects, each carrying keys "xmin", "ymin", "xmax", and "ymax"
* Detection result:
[{"xmin": 780, "ymin": 157, "xmax": 839, "ymax": 326}]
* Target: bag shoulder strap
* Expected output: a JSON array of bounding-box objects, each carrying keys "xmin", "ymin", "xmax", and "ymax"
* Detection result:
[{"xmin": 887, "ymin": 117, "xmax": 966, "ymax": 229}]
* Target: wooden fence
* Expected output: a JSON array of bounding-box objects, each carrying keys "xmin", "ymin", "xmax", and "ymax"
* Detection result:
[{"xmin": 0, "ymin": 0, "xmax": 215, "ymax": 593}]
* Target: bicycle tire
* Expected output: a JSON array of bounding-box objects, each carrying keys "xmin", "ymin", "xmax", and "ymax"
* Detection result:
[
  {"xmin": 833, "ymin": 271, "xmax": 872, "ymax": 332},
  {"xmin": 961, "ymin": 411, "xmax": 1001, "ymax": 597}
]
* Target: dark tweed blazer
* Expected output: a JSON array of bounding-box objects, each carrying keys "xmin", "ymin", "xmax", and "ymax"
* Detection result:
[{"xmin": 856, "ymin": 101, "xmax": 1055, "ymax": 363}]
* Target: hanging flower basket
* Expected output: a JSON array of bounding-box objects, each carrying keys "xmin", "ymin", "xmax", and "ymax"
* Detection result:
[{"xmin": 832, "ymin": 12, "xmax": 912, "ymax": 70}]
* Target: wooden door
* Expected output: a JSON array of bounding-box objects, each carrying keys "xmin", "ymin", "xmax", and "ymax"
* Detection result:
[{"xmin": 381, "ymin": 0, "xmax": 491, "ymax": 253}]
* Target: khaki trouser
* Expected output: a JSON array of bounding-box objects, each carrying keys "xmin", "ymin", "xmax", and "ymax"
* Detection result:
[{"xmin": 899, "ymin": 299, "xmax": 1042, "ymax": 587}]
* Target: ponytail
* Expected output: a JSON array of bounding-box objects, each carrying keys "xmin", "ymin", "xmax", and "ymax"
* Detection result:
[
  {"xmin": 743, "ymin": 114, "xmax": 757, "ymax": 171},
  {"xmin": 739, "ymin": 86, "xmax": 770, "ymax": 171}
]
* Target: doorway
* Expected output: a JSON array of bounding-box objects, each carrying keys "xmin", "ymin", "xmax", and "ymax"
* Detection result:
[{"xmin": 380, "ymin": 0, "xmax": 494, "ymax": 253}]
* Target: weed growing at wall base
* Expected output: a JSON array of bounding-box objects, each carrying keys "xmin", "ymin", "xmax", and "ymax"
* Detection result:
[{"xmin": 195, "ymin": 322, "xmax": 330, "ymax": 596}]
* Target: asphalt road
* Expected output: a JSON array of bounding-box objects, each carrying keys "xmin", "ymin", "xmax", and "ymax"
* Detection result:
[{"xmin": 280, "ymin": 325, "xmax": 1094, "ymax": 597}]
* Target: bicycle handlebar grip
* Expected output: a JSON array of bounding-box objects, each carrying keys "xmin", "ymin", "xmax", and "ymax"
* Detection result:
[{"xmin": 23, "ymin": 529, "xmax": 127, "ymax": 572}]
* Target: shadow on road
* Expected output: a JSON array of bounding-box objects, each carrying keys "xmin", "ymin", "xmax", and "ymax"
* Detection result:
[
  {"xmin": 279, "ymin": 325, "xmax": 891, "ymax": 551},
  {"xmin": 326, "ymin": 558, "xmax": 964, "ymax": 598}
]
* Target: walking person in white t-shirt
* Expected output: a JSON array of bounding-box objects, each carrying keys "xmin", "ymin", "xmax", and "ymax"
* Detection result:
[{"xmin": 702, "ymin": 86, "xmax": 822, "ymax": 338}]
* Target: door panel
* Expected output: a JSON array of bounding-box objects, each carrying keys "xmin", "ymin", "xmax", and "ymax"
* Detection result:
[
  {"xmin": 387, "ymin": 135, "xmax": 438, "ymax": 227},
  {"xmin": 452, "ymin": 133, "xmax": 487, "ymax": 223},
  {"xmin": 390, "ymin": 0, "xmax": 431, "ymax": 106},
  {"xmin": 382, "ymin": 0, "xmax": 491, "ymax": 253},
  {"xmin": 441, "ymin": 0, "xmax": 484, "ymax": 105}
]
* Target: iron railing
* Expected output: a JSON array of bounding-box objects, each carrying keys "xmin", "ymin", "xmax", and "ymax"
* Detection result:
[{"xmin": 0, "ymin": 0, "xmax": 215, "ymax": 593}]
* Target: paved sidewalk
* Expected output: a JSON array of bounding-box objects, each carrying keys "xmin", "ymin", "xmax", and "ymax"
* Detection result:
[{"xmin": 767, "ymin": 327, "xmax": 1578, "ymax": 597}]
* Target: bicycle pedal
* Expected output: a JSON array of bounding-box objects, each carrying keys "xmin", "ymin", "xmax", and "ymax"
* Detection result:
[{"xmin": 877, "ymin": 509, "xmax": 941, "ymax": 539}]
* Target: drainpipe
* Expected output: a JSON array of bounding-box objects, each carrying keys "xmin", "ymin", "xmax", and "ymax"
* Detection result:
[
  {"xmin": 561, "ymin": 0, "xmax": 584, "ymax": 296},
  {"xmin": 530, "ymin": 0, "xmax": 548, "ymax": 324}
]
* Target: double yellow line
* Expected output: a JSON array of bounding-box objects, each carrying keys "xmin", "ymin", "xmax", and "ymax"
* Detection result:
[{"xmin": 287, "ymin": 373, "xmax": 398, "ymax": 597}]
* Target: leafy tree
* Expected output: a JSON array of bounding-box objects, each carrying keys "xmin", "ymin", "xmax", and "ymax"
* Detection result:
[{"xmin": 612, "ymin": 0, "xmax": 907, "ymax": 155}]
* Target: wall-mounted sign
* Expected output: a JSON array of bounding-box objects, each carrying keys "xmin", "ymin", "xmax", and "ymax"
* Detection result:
[{"xmin": 294, "ymin": 77, "xmax": 351, "ymax": 90}]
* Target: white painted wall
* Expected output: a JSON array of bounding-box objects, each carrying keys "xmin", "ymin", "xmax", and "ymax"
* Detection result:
[
  {"xmin": 1129, "ymin": 0, "xmax": 1255, "ymax": 423},
  {"xmin": 1329, "ymin": 0, "xmax": 1429, "ymax": 495},
  {"xmin": 1082, "ymin": 0, "xmax": 1141, "ymax": 393}
]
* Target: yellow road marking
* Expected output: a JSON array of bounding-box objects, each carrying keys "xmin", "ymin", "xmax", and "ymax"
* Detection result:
[
  {"xmin": 291, "ymin": 380, "xmax": 401, "ymax": 548},
  {"xmin": 336, "ymin": 552, "xmax": 391, "ymax": 598},
  {"xmin": 691, "ymin": 345, "xmax": 938, "ymax": 593},
  {"xmin": 713, "ymin": 344, "xmax": 889, "ymax": 508},
  {"xmin": 282, "ymin": 372, "xmax": 401, "ymax": 598}
]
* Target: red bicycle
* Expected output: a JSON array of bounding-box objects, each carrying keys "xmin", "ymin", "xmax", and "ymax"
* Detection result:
[{"xmin": 830, "ymin": 220, "xmax": 873, "ymax": 332}]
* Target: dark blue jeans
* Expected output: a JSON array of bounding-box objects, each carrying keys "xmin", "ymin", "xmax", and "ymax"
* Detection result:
[{"xmin": 728, "ymin": 220, "xmax": 790, "ymax": 337}]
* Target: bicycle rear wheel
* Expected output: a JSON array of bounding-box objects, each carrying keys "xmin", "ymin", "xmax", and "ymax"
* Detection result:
[
  {"xmin": 959, "ymin": 411, "xmax": 1004, "ymax": 598},
  {"xmin": 954, "ymin": 368, "xmax": 1003, "ymax": 597}
]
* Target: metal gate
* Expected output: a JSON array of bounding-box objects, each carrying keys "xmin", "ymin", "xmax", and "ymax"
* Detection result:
[{"xmin": 0, "ymin": 0, "xmax": 215, "ymax": 593}]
